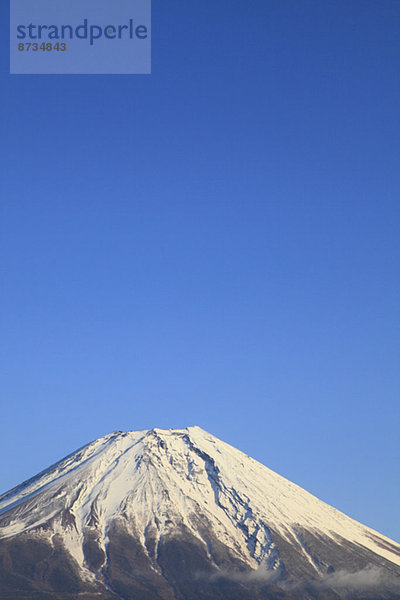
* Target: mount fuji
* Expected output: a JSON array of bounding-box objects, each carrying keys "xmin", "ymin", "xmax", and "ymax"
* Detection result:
[{"xmin": 0, "ymin": 427, "xmax": 399, "ymax": 599}]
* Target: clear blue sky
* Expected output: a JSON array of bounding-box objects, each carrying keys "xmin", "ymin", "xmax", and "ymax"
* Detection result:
[{"xmin": 1, "ymin": 0, "xmax": 399, "ymax": 542}]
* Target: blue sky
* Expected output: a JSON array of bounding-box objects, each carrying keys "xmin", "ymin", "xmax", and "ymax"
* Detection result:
[{"xmin": 1, "ymin": 0, "xmax": 399, "ymax": 542}]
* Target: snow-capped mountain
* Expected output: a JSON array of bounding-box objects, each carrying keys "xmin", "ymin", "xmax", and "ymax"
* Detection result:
[{"xmin": 0, "ymin": 427, "xmax": 399, "ymax": 600}]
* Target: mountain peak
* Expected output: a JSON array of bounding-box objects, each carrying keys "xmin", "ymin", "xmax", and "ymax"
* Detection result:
[{"xmin": 0, "ymin": 428, "xmax": 399, "ymax": 599}]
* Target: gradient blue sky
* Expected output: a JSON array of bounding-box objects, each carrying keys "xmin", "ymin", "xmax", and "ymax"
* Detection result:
[{"xmin": 1, "ymin": 0, "xmax": 399, "ymax": 542}]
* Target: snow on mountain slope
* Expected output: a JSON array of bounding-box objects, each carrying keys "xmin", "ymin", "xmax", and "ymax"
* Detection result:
[{"xmin": 0, "ymin": 426, "xmax": 399, "ymax": 583}]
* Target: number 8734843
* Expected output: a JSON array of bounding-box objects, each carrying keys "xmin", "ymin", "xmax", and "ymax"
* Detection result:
[{"xmin": 18, "ymin": 42, "xmax": 67, "ymax": 51}]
